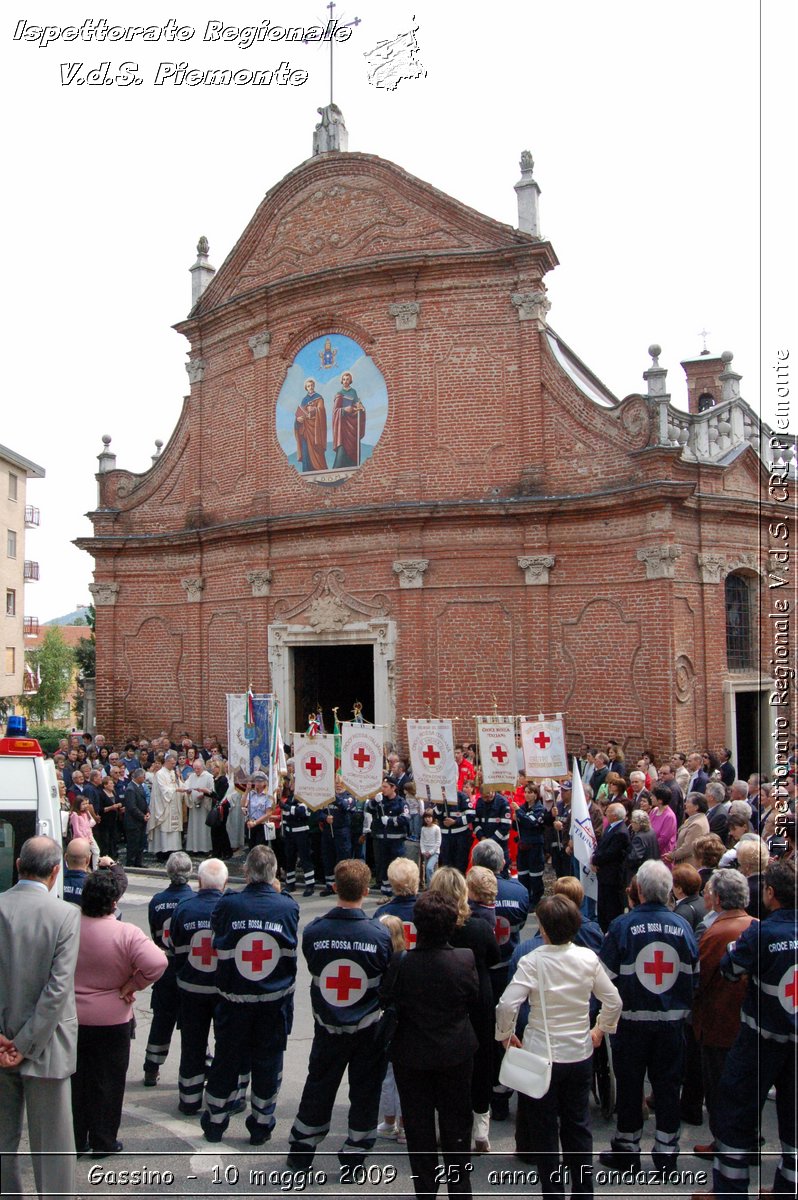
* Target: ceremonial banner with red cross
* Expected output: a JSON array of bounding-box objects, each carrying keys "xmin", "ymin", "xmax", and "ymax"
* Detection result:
[
  {"xmin": 477, "ymin": 719, "xmax": 517, "ymax": 789},
  {"xmin": 292, "ymin": 732, "xmax": 337, "ymax": 810},
  {"xmin": 407, "ymin": 719, "xmax": 458, "ymax": 803},
  {"xmin": 339, "ymin": 722, "xmax": 385, "ymax": 800},
  {"xmin": 520, "ymin": 717, "xmax": 568, "ymax": 778}
]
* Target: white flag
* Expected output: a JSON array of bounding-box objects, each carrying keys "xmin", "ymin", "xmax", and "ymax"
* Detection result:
[
  {"xmin": 569, "ymin": 760, "xmax": 598, "ymax": 901},
  {"xmin": 477, "ymin": 719, "xmax": 517, "ymax": 788},
  {"xmin": 293, "ymin": 733, "xmax": 336, "ymax": 810},
  {"xmin": 520, "ymin": 718, "xmax": 568, "ymax": 778},
  {"xmin": 407, "ymin": 719, "xmax": 458, "ymax": 803},
  {"xmin": 340, "ymin": 723, "xmax": 384, "ymax": 800}
]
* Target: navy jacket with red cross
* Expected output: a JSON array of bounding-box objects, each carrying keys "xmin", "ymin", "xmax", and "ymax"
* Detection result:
[
  {"xmin": 721, "ymin": 907, "xmax": 798, "ymax": 1042},
  {"xmin": 374, "ymin": 894, "xmax": 419, "ymax": 951},
  {"xmin": 366, "ymin": 794, "xmax": 410, "ymax": 842},
  {"xmin": 303, "ymin": 906, "xmax": 393, "ymax": 1034},
  {"xmin": 492, "ymin": 876, "xmax": 530, "ymax": 971},
  {"xmin": 148, "ymin": 881, "xmax": 194, "ymax": 955},
  {"xmin": 318, "ymin": 790, "xmax": 355, "ymax": 833},
  {"xmin": 169, "ymin": 887, "xmax": 226, "ymax": 997},
  {"xmin": 599, "ymin": 901, "xmax": 699, "ymax": 1023},
  {"xmin": 211, "ymin": 881, "xmax": 300, "ymax": 1009},
  {"xmin": 472, "ymin": 793, "xmax": 512, "ymax": 846}
]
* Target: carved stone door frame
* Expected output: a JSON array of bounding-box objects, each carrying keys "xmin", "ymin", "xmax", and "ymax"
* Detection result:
[{"xmin": 268, "ymin": 617, "xmax": 397, "ymax": 744}]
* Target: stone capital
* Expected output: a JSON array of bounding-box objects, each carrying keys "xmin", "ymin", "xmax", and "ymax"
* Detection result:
[
  {"xmin": 637, "ymin": 544, "xmax": 683, "ymax": 580},
  {"xmin": 392, "ymin": 559, "xmax": 429, "ymax": 589},
  {"xmin": 181, "ymin": 576, "xmax": 205, "ymax": 602},
  {"xmin": 388, "ymin": 301, "xmax": 420, "ymax": 331},
  {"xmin": 697, "ymin": 553, "xmax": 726, "ymax": 584},
  {"xmin": 185, "ymin": 358, "xmax": 206, "ymax": 385},
  {"xmin": 246, "ymin": 569, "xmax": 272, "ymax": 598},
  {"xmin": 517, "ymin": 554, "xmax": 555, "ymax": 585},
  {"xmin": 511, "ymin": 291, "xmax": 551, "ymax": 326},
  {"xmin": 248, "ymin": 331, "xmax": 271, "ymax": 360},
  {"xmin": 88, "ymin": 581, "xmax": 119, "ymax": 607}
]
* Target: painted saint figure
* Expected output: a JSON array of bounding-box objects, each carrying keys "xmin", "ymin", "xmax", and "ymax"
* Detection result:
[
  {"xmin": 294, "ymin": 378, "xmax": 328, "ymax": 472},
  {"xmin": 332, "ymin": 371, "xmax": 366, "ymax": 469},
  {"xmin": 319, "ymin": 337, "xmax": 337, "ymax": 369}
]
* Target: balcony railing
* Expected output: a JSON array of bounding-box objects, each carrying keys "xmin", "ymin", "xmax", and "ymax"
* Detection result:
[
  {"xmin": 23, "ymin": 561, "xmax": 40, "ymax": 581},
  {"xmin": 24, "ymin": 506, "xmax": 40, "ymax": 527},
  {"xmin": 23, "ymin": 617, "xmax": 39, "ymax": 636}
]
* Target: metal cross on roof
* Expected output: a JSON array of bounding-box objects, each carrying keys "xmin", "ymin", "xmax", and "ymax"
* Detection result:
[
  {"xmin": 303, "ymin": 1, "xmax": 361, "ymax": 106},
  {"xmin": 699, "ymin": 327, "xmax": 711, "ymax": 355}
]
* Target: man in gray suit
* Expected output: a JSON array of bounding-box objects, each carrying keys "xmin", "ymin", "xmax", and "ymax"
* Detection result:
[{"xmin": 0, "ymin": 836, "xmax": 81, "ymax": 1198}]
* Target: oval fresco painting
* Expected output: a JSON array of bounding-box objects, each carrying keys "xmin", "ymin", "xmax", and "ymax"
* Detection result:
[{"xmin": 275, "ymin": 334, "xmax": 389, "ymax": 484}]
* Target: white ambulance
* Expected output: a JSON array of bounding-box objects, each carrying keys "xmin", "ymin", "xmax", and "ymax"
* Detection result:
[{"xmin": 0, "ymin": 717, "xmax": 63, "ymax": 896}]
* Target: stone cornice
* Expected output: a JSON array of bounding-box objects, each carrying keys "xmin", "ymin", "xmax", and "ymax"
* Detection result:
[{"xmin": 76, "ymin": 480, "xmax": 699, "ymax": 555}]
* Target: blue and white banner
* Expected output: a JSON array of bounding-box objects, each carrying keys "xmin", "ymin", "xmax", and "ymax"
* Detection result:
[
  {"xmin": 569, "ymin": 760, "xmax": 598, "ymax": 901},
  {"xmin": 227, "ymin": 693, "xmax": 275, "ymax": 782}
]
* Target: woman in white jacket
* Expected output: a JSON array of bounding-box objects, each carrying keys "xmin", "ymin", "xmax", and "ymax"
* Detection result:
[{"xmin": 495, "ymin": 894, "xmax": 622, "ymax": 1200}]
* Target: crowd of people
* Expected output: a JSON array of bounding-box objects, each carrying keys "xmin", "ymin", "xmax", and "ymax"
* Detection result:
[{"xmin": 1, "ymin": 727, "xmax": 796, "ymax": 1200}]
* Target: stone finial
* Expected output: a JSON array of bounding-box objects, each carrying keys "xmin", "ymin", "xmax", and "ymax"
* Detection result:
[
  {"xmin": 517, "ymin": 555, "xmax": 555, "ymax": 585},
  {"xmin": 181, "ymin": 576, "xmax": 205, "ymax": 602},
  {"xmin": 246, "ymin": 569, "xmax": 272, "ymax": 598},
  {"xmin": 719, "ymin": 350, "xmax": 742, "ymax": 404},
  {"xmin": 514, "ymin": 149, "xmax": 541, "ymax": 237},
  {"xmin": 248, "ymin": 331, "xmax": 271, "ymax": 360},
  {"xmin": 89, "ymin": 581, "xmax": 119, "ymax": 606},
  {"xmin": 190, "ymin": 236, "xmax": 216, "ymax": 307},
  {"xmin": 392, "ymin": 559, "xmax": 429, "ymax": 589},
  {"xmin": 389, "ymin": 302, "xmax": 420, "ymax": 331},
  {"xmin": 637, "ymin": 544, "xmax": 683, "ymax": 580},
  {"xmin": 511, "ymin": 291, "xmax": 551, "ymax": 326},
  {"xmin": 697, "ymin": 553, "xmax": 726, "ymax": 584},
  {"xmin": 313, "ymin": 103, "xmax": 349, "ymax": 155},
  {"xmin": 151, "ymin": 439, "xmax": 163, "ymax": 465},
  {"xmin": 97, "ymin": 434, "xmax": 116, "ymax": 474},
  {"xmin": 643, "ymin": 343, "xmax": 669, "ymax": 398},
  {"xmin": 185, "ymin": 358, "xmax": 206, "ymax": 385}
]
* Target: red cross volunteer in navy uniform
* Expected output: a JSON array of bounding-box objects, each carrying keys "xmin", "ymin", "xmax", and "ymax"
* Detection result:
[
  {"xmin": 200, "ymin": 845, "xmax": 299, "ymax": 1146},
  {"xmin": 598, "ymin": 859, "xmax": 698, "ymax": 1173}
]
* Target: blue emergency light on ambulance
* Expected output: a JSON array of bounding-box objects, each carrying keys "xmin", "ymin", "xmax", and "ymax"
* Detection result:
[{"xmin": 0, "ymin": 716, "xmax": 63, "ymax": 896}]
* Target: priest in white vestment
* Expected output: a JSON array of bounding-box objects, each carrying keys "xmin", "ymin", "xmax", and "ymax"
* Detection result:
[
  {"xmin": 184, "ymin": 757, "xmax": 215, "ymax": 853},
  {"xmin": 148, "ymin": 752, "xmax": 183, "ymax": 857}
]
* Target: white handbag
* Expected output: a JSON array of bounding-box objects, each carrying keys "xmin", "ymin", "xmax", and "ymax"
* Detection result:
[{"xmin": 499, "ymin": 954, "xmax": 553, "ymax": 1099}]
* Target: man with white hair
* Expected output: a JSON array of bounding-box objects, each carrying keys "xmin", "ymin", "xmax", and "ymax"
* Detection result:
[
  {"xmin": 690, "ymin": 869, "xmax": 755, "ymax": 1155},
  {"xmin": 170, "ymin": 859, "xmax": 232, "ymax": 1114},
  {"xmin": 599, "ymin": 860, "xmax": 699, "ymax": 1173},
  {"xmin": 143, "ymin": 852, "xmax": 194, "ymax": 1085},
  {"xmin": 592, "ymin": 802, "xmax": 630, "ymax": 931},
  {"xmin": 148, "ymin": 751, "xmax": 184, "ymax": 860}
]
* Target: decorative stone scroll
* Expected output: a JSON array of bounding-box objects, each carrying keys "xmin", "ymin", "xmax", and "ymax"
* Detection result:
[
  {"xmin": 511, "ymin": 291, "xmax": 551, "ymax": 325},
  {"xmin": 89, "ymin": 581, "xmax": 119, "ymax": 607},
  {"xmin": 517, "ymin": 555, "xmax": 555, "ymax": 585},
  {"xmin": 185, "ymin": 358, "xmax": 207, "ymax": 385},
  {"xmin": 392, "ymin": 559, "xmax": 429, "ymax": 589},
  {"xmin": 248, "ymin": 331, "xmax": 271, "ymax": 360},
  {"xmin": 389, "ymin": 302, "xmax": 420, "ymax": 331},
  {"xmin": 246, "ymin": 569, "xmax": 272, "ymax": 598},
  {"xmin": 697, "ymin": 553, "xmax": 726, "ymax": 584},
  {"xmin": 181, "ymin": 576, "xmax": 205, "ymax": 602},
  {"xmin": 637, "ymin": 544, "xmax": 683, "ymax": 580}
]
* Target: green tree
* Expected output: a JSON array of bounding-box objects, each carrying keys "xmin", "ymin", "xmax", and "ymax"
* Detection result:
[{"xmin": 22, "ymin": 627, "xmax": 75, "ymax": 724}]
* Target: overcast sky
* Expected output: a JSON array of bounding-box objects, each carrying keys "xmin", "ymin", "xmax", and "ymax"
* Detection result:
[{"xmin": 2, "ymin": 0, "xmax": 795, "ymax": 622}]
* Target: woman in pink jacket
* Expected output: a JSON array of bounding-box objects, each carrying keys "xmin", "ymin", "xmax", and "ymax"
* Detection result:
[
  {"xmin": 649, "ymin": 785, "xmax": 678, "ymax": 858},
  {"xmin": 72, "ymin": 870, "xmax": 167, "ymax": 1156}
]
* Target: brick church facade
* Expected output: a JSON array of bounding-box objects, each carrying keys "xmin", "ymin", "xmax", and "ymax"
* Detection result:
[{"xmin": 79, "ymin": 115, "xmax": 793, "ymax": 778}]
